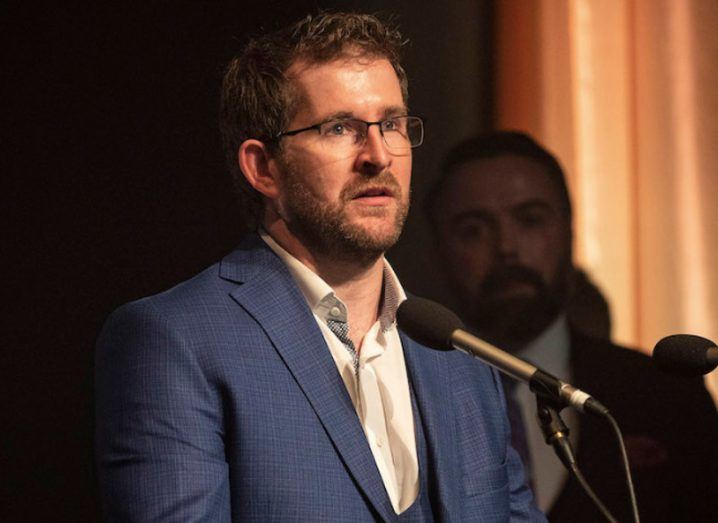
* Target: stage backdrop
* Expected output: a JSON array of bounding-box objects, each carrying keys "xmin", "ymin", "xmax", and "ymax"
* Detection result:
[{"xmin": 494, "ymin": 0, "xmax": 718, "ymax": 404}]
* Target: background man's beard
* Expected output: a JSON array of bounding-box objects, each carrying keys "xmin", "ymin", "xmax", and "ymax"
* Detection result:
[
  {"xmin": 282, "ymin": 171, "xmax": 409, "ymax": 264},
  {"xmin": 468, "ymin": 262, "xmax": 570, "ymax": 351}
]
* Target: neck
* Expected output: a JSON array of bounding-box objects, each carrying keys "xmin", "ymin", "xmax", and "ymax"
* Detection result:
[{"xmin": 265, "ymin": 218, "xmax": 386, "ymax": 349}]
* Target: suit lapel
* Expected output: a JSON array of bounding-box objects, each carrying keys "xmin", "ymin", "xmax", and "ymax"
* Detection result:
[
  {"xmin": 220, "ymin": 236, "xmax": 396, "ymax": 522},
  {"xmin": 401, "ymin": 332, "xmax": 459, "ymax": 521},
  {"xmin": 569, "ymin": 331, "xmax": 603, "ymax": 395},
  {"xmin": 567, "ymin": 331, "xmax": 607, "ymax": 465}
]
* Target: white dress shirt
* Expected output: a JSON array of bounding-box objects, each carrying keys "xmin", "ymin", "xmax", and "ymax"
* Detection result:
[
  {"xmin": 261, "ymin": 232, "xmax": 418, "ymax": 514},
  {"xmin": 512, "ymin": 314, "xmax": 577, "ymax": 511}
]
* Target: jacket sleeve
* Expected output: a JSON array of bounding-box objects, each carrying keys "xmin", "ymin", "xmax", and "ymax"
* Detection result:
[{"xmin": 94, "ymin": 301, "xmax": 230, "ymax": 522}]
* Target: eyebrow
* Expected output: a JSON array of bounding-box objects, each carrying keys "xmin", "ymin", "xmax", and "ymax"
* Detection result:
[
  {"xmin": 448, "ymin": 200, "xmax": 556, "ymax": 224},
  {"xmin": 450, "ymin": 209, "xmax": 493, "ymax": 225},
  {"xmin": 319, "ymin": 105, "xmax": 409, "ymax": 123},
  {"xmin": 513, "ymin": 200, "xmax": 555, "ymax": 214},
  {"xmin": 382, "ymin": 105, "xmax": 409, "ymax": 118},
  {"xmin": 321, "ymin": 111, "xmax": 354, "ymax": 122}
]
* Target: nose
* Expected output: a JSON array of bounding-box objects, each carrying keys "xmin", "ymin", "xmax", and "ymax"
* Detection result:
[
  {"xmin": 355, "ymin": 125, "xmax": 391, "ymax": 176},
  {"xmin": 495, "ymin": 220, "xmax": 519, "ymax": 263}
]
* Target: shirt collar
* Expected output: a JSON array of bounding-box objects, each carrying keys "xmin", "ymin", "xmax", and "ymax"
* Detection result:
[
  {"xmin": 516, "ymin": 314, "xmax": 571, "ymax": 378},
  {"xmin": 260, "ymin": 230, "xmax": 406, "ymax": 332}
]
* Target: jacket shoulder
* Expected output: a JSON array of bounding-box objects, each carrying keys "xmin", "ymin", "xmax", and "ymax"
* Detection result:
[
  {"xmin": 571, "ymin": 333, "xmax": 716, "ymax": 426},
  {"xmin": 106, "ymin": 233, "xmax": 284, "ymax": 324}
]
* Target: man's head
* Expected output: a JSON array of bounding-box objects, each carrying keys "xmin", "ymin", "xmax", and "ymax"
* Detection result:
[
  {"xmin": 221, "ymin": 12, "xmax": 415, "ymax": 263},
  {"xmin": 426, "ymin": 131, "xmax": 573, "ymax": 350}
]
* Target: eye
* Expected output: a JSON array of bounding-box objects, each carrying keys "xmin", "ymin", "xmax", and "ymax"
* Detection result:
[
  {"xmin": 455, "ymin": 218, "xmax": 491, "ymax": 243},
  {"xmin": 320, "ymin": 119, "xmax": 364, "ymax": 138},
  {"xmin": 516, "ymin": 208, "xmax": 550, "ymax": 228},
  {"xmin": 382, "ymin": 119, "xmax": 397, "ymax": 131},
  {"xmin": 382, "ymin": 118, "xmax": 406, "ymax": 133},
  {"xmin": 322, "ymin": 121, "xmax": 348, "ymax": 136}
]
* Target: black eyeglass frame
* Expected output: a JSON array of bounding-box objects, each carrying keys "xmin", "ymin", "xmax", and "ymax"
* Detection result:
[{"xmin": 274, "ymin": 115, "xmax": 425, "ymax": 149}]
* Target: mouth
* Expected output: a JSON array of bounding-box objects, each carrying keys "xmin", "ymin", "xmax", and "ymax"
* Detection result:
[
  {"xmin": 351, "ymin": 186, "xmax": 396, "ymax": 205},
  {"xmin": 490, "ymin": 280, "xmax": 538, "ymax": 299},
  {"xmin": 481, "ymin": 269, "xmax": 544, "ymax": 300},
  {"xmin": 481, "ymin": 265, "xmax": 545, "ymax": 299}
]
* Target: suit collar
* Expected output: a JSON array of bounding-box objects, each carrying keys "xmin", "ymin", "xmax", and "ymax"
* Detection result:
[
  {"xmin": 258, "ymin": 229, "xmax": 407, "ymax": 333},
  {"xmin": 516, "ymin": 315, "xmax": 570, "ymax": 378},
  {"xmin": 568, "ymin": 329, "xmax": 609, "ymax": 389},
  {"xmin": 221, "ymin": 234, "xmax": 398, "ymax": 522},
  {"xmin": 218, "ymin": 232, "xmax": 275, "ymax": 284}
]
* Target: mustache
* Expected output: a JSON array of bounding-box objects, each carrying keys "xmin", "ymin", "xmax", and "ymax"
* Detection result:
[
  {"xmin": 341, "ymin": 171, "xmax": 402, "ymax": 201},
  {"xmin": 480, "ymin": 265, "xmax": 546, "ymax": 296}
]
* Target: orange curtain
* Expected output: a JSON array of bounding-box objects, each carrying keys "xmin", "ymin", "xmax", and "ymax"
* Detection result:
[{"xmin": 495, "ymin": 0, "xmax": 718, "ymax": 403}]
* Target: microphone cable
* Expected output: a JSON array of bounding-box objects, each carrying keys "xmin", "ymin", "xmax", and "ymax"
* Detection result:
[
  {"xmin": 535, "ymin": 397, "xmax": 619, "ymax": 522},
  {"xmin": 602, "ymin": 410, "xmax": 640, "ymax": 523}
]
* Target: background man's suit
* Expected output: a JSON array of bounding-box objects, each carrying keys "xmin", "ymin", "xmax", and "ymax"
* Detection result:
[
  {"xmin": 547, "ymin": 332, "xmax": 718, "ymax": 522},
  {"xmin": 95, "ymin": 233, "xmax": 544, "ymax": 521}
]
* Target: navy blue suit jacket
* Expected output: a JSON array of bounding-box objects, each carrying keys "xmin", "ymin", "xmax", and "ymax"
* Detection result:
[{"xmin": 95, "ymin": 234, "xmax": 544, "ymax": 521}]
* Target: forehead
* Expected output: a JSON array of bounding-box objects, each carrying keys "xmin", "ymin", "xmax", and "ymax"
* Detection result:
[
  {"xmin": 286, "ymin": 56, "xmax": 405, "ymax": 119},
  {"xmin": 440, "ymin": 155, "xmax": 564, "ymax": 213}
]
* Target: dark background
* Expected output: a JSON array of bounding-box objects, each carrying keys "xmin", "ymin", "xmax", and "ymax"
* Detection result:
[{"xmin": 5, "ymin": 2, "xmax": 495, "ymax": 520}]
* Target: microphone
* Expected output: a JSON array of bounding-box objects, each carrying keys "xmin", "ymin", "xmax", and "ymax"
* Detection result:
[
  {"xmin": 653, "ymin": 334, "xmax": 718, "ymax": 376},
  {"xmin": 397, "ymin": 297, "xmax": 609, "ymax": 416}
]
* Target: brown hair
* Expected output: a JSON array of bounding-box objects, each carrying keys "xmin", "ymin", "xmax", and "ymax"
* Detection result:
[{"xmin": 220, "ymin": 11, "xmax": 409, "ymax": 229}]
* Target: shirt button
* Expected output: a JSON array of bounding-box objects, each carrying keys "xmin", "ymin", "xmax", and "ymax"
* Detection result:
[
  {"xmin": 330, "ymin": 306, "xmax": 341, "ymax": 317},
  {"xmin": 376, "ymin": 436, "xmax": 384, "ymax": 447}
]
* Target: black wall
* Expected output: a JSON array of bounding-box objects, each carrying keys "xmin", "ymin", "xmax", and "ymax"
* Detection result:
[{"xmin": 6, "ymin": 2, "xmax": 493, "ymax": 520}]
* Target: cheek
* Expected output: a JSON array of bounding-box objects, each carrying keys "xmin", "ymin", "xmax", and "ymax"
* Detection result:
[
  {"xmin": 394, "ymin": 156, "xmax": 412, "ymax": 193},
  {"xmin": 283, "ymin": 148, "xmax": 347, "ymax": 199},
  {"xmin": 441, "ymin": 239, "xmax": 493, "ymax": 292},
  {"xmin": 299, "ymin": 171, "xmax": 342, "ymax": 203},
  {"xmin": 524, "ymin": 231, "xmax": 569, "ymax": 279}
]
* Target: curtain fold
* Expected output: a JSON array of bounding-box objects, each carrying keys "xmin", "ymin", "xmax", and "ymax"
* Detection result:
[{"xmin": 495, "ymin": 0, "xmax": 718, "ymax": 403}]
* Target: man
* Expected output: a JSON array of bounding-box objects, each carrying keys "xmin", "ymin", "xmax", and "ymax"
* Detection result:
[
  {"xmin": 426, "ymin": 131, "xmax": 718, "ymax": 522},
  {"xmin": 95, "ymin": 14, "xmax": 543, "ymax": 521}
]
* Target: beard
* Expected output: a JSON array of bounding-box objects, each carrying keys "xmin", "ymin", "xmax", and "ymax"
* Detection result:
[
  {"xmin": 279, "ymin": 165, "xmax": 410, "ymax": 264},
  {"xmin": 468, "ymin": 260, "xmax": 571, "ymax": 351}
]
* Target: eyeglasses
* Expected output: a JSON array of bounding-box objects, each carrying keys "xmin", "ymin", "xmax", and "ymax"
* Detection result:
[{"xmin": 275, "ymin": 115, "xmax": 424, "ymax": 152}]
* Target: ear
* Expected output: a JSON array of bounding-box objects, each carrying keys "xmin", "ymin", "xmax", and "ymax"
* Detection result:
[{"xmin": 238, "ymin": 139, "xmax": 281, "ymax": 200}]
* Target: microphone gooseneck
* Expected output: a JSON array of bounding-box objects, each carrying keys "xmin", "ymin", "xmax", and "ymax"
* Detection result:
[{"xmin": 397, "ymin": 297, "xmax": 608, "ymax": 416}]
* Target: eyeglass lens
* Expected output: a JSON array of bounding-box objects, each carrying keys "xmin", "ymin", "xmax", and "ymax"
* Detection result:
[{"xmin": 318, "ymin": 116, "xmax": 423, "ymax": 150}]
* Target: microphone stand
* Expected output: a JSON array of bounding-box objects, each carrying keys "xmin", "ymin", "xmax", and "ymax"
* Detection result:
[{"xmin": 534, "ymin": 393, "xmax": 618, "ymax": 522}]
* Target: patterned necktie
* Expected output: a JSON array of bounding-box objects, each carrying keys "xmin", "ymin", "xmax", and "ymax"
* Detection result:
[{"xmin": 503, "ymin": 379, "xmax": 534, "ymax": 491}]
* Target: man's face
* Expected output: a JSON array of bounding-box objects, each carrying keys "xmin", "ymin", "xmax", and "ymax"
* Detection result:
[
  {"xmin": 272, "ymin": 56, "xmax": 412, "ymax": 262},
  {"xmin": 434, "ymin": 155, "xmax": 572, "ymax": 349}
]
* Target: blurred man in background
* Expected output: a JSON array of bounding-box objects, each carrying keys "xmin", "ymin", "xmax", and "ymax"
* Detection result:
[{"xmin": 426, "ymin": 131, "xmax": 718, "ymax": 521}]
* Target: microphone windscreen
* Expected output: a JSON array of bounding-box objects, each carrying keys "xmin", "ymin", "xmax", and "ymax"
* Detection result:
[
  {"xmin": 653, "ymin": 334, "xmax": 718, "ymax": 376},
  {"xmin": 397, "ymin": 297, "xmax": 464, "ymax": 350}
]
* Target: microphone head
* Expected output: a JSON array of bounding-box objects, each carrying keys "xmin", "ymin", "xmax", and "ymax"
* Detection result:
[
  {"xmin": 397, "ymin": 297, "xmax": 464, "ymax": 350},
  {"xmin": 653, "ymin": 334, "xmax": 718, "ymax": 376}
]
